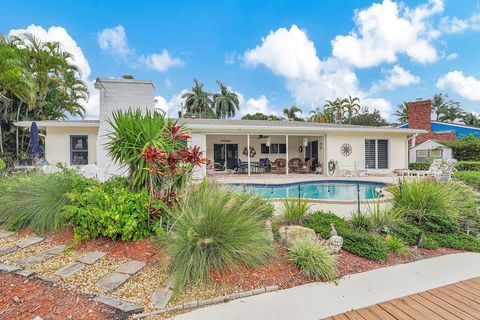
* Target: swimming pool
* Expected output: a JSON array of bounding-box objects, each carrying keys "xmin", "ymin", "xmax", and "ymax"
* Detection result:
[{"xmin": 233, "ymin": 181, "xmax": 385, "ymax": 200}]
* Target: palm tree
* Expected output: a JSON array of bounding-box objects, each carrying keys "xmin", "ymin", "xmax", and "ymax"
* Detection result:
[
  {"xmin": 432, "ymin": 93, "xmax": 460, "ymax": 121},
  {"xmin": 462, "ymin": 113, "xmax": 480, "ymax": 127},
  {"xmin": 309, "ymin": 107, "xmax": 333, "ymax": 123},
  {"xmin": 282, "ymin": 106, "xmax": 302, "ymax": 121},
  {"xmin": 181, "ymin": 79, "xmax": 213, "ymax": 118},
  {"xmin": 212, "ymin": 81, "xmax": 239, "ymax": 119},
  {"xmin": 341, "ymin": 96, "xmax": 361, "ymax": 124},
  {"xmin": 394, "ymin": 102, "xmax": 409, "ymax": 123},
  {"xmin": 324, "ymin": 99, "xmax": 343, "ymax": 123},
  {"xmin": 438, "ymin": 105, "xmax": 465, "ymax": 123}
]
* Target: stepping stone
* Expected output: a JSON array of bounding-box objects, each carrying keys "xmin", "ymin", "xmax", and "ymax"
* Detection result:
[
  {"xmin": 115, "ymin": 260, "xmax": 146, "ymax": 275},
  {"xmin": 0, "ymin": 246, "xmax": 17, "ymax": 257},
  {"xmin": 15, "ymin": 269, "xmax": 36, "ymax": 277},
  {"xmin": 96, "ymin": 272, "xmax": 130, "ymax": 291},
  {"xmin": 151, "ymin": 286, "xmax": 174, "ymax": 309},
  {"xmin": 54, "ymin": 262, "xmax": 84, "ymax": 278},
  {"xmin": 45, "ymin": 245, "xmax": 66, "ymax": 256},
  {"xmin": 0, "ymin": 231, "xmax": 14, "ymax": 239},
  {"xmin": 0, "ymin": 263, "xmax": 20, "ymax": 272},
  {"xmin": 17, "ymin": 236, "xmax": 43, "ymax": 249},
  {"xmin": 79, "ymin": 251, "xmax": 106, "ymax": 265},
  {"xmin": 94, "ymin": 295, "xmax": 143, "ymax": 314},
  {"xmin": 16, "ymin": 245, "xmax": 66, "ymax": 266}
]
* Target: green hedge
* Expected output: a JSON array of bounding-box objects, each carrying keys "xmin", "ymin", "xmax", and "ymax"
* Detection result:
[
  {"xmin": 444, "ymin": 137, "xmax": 480, "ymax": 161},
  {"xmin": 390, "ymin": 220, "xmax": 439, "ymax": 249},
  {"xmin": 304, "ymin": 212, "xmax": 388, "ymax": 261},
  {"xmin": 456, "ymin": 161, "xmax": 480, "ymax": 171},
  {"xmin": 430, "ymin": 233, "xmax": 480, "ymax": 252},
  {"xmin": 454, "ymin": 171, "xmax": 480, "ymax": 189},
  {"xmin": 408, "ymin": 162, "xmax": 430, "ymax": 170}
]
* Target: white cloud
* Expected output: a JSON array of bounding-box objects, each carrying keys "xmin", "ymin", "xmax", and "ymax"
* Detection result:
[
  {"xmin": 225, "ymin": 52, "xmax": 240, "ymax": 65},
  {"xmin": 440, "ymin": 10, "xmax": 480, "ymax": 33},
  {"xmin": 331, "ymin": 0, "xmax": 442, "ymax": 68},
  {"xmin": 97, "ymin": 25, "xmax": 132, "ymax": 60},
  {"xmin": 437, "ymin": 71, "xmax": 480, "ymax": 101},
  {"xmin": 8, "ymin": 25, "xmax": 99, "ymax": 118},
  {"xmin": 154, "ymin": 90, "xmax": 188, "ymax": 117},
  {"xmin": 139, "ymin": 50, "xmax": 184, "ymax": 72},
  {"xmin": 370, "ymin": 65, "xmax": 420, "ymax": 93},
  {"xmin": 98, "ymin": 25, "xmax": 183, "ymax": 72},
  {"xmin": 238, "ymin": 94, "xmax": 278, "ymax": 117},
  {"xmin": 446, "ymin": 52, "xmax": 458, "ymax": 60}
]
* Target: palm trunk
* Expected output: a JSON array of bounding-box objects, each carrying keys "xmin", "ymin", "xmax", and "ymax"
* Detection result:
[
  {"xmin": 0, "ymin": 122, "xmax": 3, "ymax": 154},
  {"xmin": 15, "ymin": 101, "xmax": 23, "ymax": 157}
]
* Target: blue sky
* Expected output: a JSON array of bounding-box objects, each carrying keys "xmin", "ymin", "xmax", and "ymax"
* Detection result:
[{"xmin": 1, "ymin": 0, "xmax": 480, "ymax": 120}]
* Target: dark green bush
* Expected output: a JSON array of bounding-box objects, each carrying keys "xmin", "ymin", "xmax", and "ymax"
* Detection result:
[
  {"xmin": 0, "ymin": 171, "xmax": 87, "ymax": 233},
  {"xmin": 455, "ymin": 161, "xmax": 480, "ymax": 171},
  {"xmin": 408, "ymin": 162, "xmax": 430, "ymax": 170},
  {"xmin": 430, "ymin": 233, "xmax": 480, "ymax": 252},
  {"xmin": 454, "ymin": 171, "xmax": 480, "ymax": 189},
  {"xmin": 65, "ymin": 177, "xmax": 150, "ymax": 241},
  {"xmin": 304, "ymin": 212, "xmax": 388, "ymax": 261},
  {"xmin": 390, "ymin": 220, "xmax": 439, "ymax": 249},
  {"xmin": 350, "ymin": 212, "xmax": 373, "ymax": 231},
  {"xmin": 167, "ymin": 183, "xmax": 273, "ymax": 290},
  {"xmin": 444, "ymin": 136, "xmax": 480, "ymax": 161}
]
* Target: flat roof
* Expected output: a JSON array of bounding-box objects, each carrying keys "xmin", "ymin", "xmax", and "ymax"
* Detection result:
[{"xmin": 15, "ymin": 118, "xmax": 424, "ymax": 134}]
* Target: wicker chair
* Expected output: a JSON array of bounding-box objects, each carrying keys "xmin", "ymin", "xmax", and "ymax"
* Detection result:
[
  {"xmin": 288, "ymin": 158, "xmax": 303, "ymax": 173},
  {"xmin": 298, "ymin": 158, "xmax": 314, "ymax": 173},
  {"xmin": 272, "ymin": 158, "xmax": 286, "ymax": 174}
]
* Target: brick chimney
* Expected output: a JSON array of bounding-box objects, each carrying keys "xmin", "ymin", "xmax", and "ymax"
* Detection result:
[{"xmin": 407, "ymin": 99, "xmax": 432, "ymax": 131}]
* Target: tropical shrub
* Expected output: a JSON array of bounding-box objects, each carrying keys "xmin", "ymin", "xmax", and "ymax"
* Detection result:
[
  {"xmin": 390, "ymin": 179, "xmax": 478, "ymax": 233},
  {"xmin": 305, "ymin": 212, "xmax": 388, "ymax": 261},
  {"xmin": 408, "ymin": 162, "xmax": 430, "ymax": 170},
  {"xmin": 444, "ymin": 136, "xmax": 480, "ymax": 161},
  {"xmin": 288, "ymin": 236, "xmax": 338, "ymax": 281},
  {"xmin": 167, "ymin": 182, "xmax": 273, "ymax": 290},
  {"xmin": 0, "ymin": 159, "xmax": 5, "ymax": 171},
  {"xmin": 455, "ymin": 161, "xmax": 480, "ymax": 171},
  {"xmin": 390, "ymin": 220, "xmax": 439, "ymax": 249},
  {"xmin": 350, "ymin": 211, "xmax": 372, "ymax": 231},
  {"xmin": 283, "ymin": 198, "xmax": 311, "ymax": 224},
  {"xmin": 430, "ymin": 233, "xmax": 480, "ymax": 252},
  {"xmin": 385, "ymin": 235, "xmax": 410, "ymax": 256},
  {"xmin": 364, "ymin": 198, "xmax": 403, "ymax": 231},
  {"xmin": 105, "ymin": 109, "xmax": 186, "ymax": 190},
  {"xmin": 454, "ymin": 171, "xmax": 480, "ymax": 189},
  {"xmin": 0, "ymin": 171, "xmax": 86, "ymax": 233},
  {"xmin": 65, "ymin": 178, "xmax": 150, "ymax": 241}
]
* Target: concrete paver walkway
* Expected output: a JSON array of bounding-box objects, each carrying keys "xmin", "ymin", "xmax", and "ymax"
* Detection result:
[{"xmin": 170, "ymin": 253, "xmax": 480, "ymax": 320}]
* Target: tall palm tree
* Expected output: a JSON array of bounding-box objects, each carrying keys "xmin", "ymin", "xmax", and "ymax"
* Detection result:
[
  {"xmin": 212, "ymin": 81, "xmax": 239, "ymax": 118},
  {"xmin": 341, "ymin": 96, "xmax": 361, "ymax": 124},
  {"xmin": 462, "ymin": 113, "xmax": 480, "ymax": 127},
  {"xmin": 432, "ymin": 93, "xmax": 460, "ymax": 121},
  {"xmin": 324, "ymin": 99, "xmax": 343, "ymax": 123},
  {"xmin": 282, "ymin": 106, "xmax": 302, "ymax": 121},
  {"xmin": 438, "ymin": 105, "xmax": 465, "ymax": 123},
  {"xmin": 394, "ymin": 102, "xmax": 409, "ymax": 123},
  {"xmin": 181, "ymin": 79, "xmax": 213, "ymax": 118}
]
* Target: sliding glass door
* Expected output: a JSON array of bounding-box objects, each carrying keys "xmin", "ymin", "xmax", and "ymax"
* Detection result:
[{"xmin": 213, "ymin": 144, "xmax": 238, "ymax": 170}]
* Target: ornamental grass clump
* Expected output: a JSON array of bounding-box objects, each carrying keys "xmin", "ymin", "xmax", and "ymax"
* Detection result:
[
  {"xmin": 167, "ymin": 182, "xmax": 274, "ymax": 290},
  {"xmin": 289, "ymin": 236, "xmax": 338, "ymax": 281},
  {"xmin": 283, "ymin": 197, "xmax": 311, "ymax": 224}
]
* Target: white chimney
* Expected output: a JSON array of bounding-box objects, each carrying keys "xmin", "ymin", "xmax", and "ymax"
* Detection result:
[{"xmin": 94, "ymin": 77, "xmax": 155, "ymax": 180}]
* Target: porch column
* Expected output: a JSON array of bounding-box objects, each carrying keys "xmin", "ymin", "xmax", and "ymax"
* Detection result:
[
  {"xmin": 247, "ymin": 134, "xmax": 251, "ymax": 176},
  {"xmin": 286, "ymin": 134, "xmax": 289, "ymax": 175}
]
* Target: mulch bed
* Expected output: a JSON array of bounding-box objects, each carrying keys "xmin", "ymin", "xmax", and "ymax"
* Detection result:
[{"xmin": 0, "ymin": 272, "xmax": 123, "ymax": 320}]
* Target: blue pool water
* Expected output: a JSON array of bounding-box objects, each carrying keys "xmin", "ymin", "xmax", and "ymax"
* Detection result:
[{"xmin": 233, "ymin": 181, "xmax": 385, "ymax": 200}]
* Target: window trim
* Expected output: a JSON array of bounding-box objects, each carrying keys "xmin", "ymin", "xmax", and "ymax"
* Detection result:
[
  {"xmin": 70, "ymin": 135, "xmax": 89, "ymax": 165},
  {"xmin": 365, "ymin": 139, "xmax": 389, "ymax": 169}
]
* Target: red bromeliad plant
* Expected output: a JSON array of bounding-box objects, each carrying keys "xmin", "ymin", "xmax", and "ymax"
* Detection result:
[{"xmin": 141, "ymin": 122, "xmax": 206, "ymax": 221}]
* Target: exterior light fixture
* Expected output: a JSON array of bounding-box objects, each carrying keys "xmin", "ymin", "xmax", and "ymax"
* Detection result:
[
  {"xmin": 266, "ymin": 137, "xmax": 271, "ymax": 147},
  {"xmin": 303, "ymin": 137, "xmax": 308, "ymax": 147}
]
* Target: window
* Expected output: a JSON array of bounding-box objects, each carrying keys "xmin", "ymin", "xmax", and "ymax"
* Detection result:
[
  {"xmin": 365, "ymin": 139, "xmax": 388, "ymax": 169},
  {"xmin": 71, "ymin": 135, "xmax": 88, "ymax": 165},
  {"xmin": 430, "ymin": 149, "xmax": 443, "ymax": 158},
  {"xmin": 416, "ymin": 150, "xmax": 429, "ymax": 158},
  {"xmin": 260, "ymin": 143, "xmax": 286, "ymax": 154}
]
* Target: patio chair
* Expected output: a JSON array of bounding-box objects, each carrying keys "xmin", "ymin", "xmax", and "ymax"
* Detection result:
[
  {"xmin": 42, "ymin": 165, "xmax": 61, "ymax": 174},
  {"xmin": 272, "ymin": 158, "xmax": 286, "ymax": 174},
  {"xmin": 81, "ymin": 164, "xmax": 99, "ymax": 179},
  {"xmin": 399, "ymin": 159, "xmax": 450, "ymax": 178},
  {"xmin": 288, "ymin": 158, "xmax": 303, "ymax": 173},
  {"xmin": 298, "ymin": 158, "xmax": 314, "ymax": 173},
  {"xmin": 234, "ymin": 158, "xmax": 248, "ymax": 174},
  {"xmin": 353, "ymin": 161, "xmax": 368, "ymax": 177}
]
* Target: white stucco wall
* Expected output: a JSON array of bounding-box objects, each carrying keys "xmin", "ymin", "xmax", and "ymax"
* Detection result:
[
  {"xmin": 45, "ymin": 126, "xmax": 98, "ymax": 166},
  {"xmin": 95, "ymin": 78, "xmax": 155, "ymax": 180},
  {"xmin": 325, "ymin": 132, "xmax": 408, "ymax": 173},
  {"xmin": 190, "ymin": 132, "xmax": 207, "ymax": 179}
]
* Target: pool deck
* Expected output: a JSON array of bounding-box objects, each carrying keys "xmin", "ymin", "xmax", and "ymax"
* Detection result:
[{"xmin": 209, "ymin": 174, "xmax": 402, "ymax": 218}]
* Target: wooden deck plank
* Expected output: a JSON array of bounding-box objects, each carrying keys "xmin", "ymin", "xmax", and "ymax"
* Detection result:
[{"xmin": 323, "ymin": 278, "xmax": 480, "ymax": 320}]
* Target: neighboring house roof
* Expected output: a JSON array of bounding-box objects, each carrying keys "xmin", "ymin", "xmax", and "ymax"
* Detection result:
[
  {"xmin": 410, "ymin": 139, "xmax": 451, "ymax": 151},
  {"xmin": 399, "ymin": 121, "xmax": 480, "ymax": 138},
  {"xmin": 15, "ymin": 118, "xmax": 424, "ymax": 134}
]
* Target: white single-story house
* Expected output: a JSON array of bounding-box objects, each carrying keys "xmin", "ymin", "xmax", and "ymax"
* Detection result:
[
  {"xmin": 15, "ymin": 77, "xmax": 423, "ymax": 179},
  {"xmin": 409, "ymin": 139, "xmax": 453, "ymax": 163}
]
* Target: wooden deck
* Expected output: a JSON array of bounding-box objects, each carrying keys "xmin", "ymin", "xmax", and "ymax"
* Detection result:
[{"xmin": 325, "ymin": 277, "xmax": 480, "ymax": 320}]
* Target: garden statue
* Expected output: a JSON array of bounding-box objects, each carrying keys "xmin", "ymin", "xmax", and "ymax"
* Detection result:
[{"xmin": 326, "ymin": 223, "xmax": 343, "ymax": 253}]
